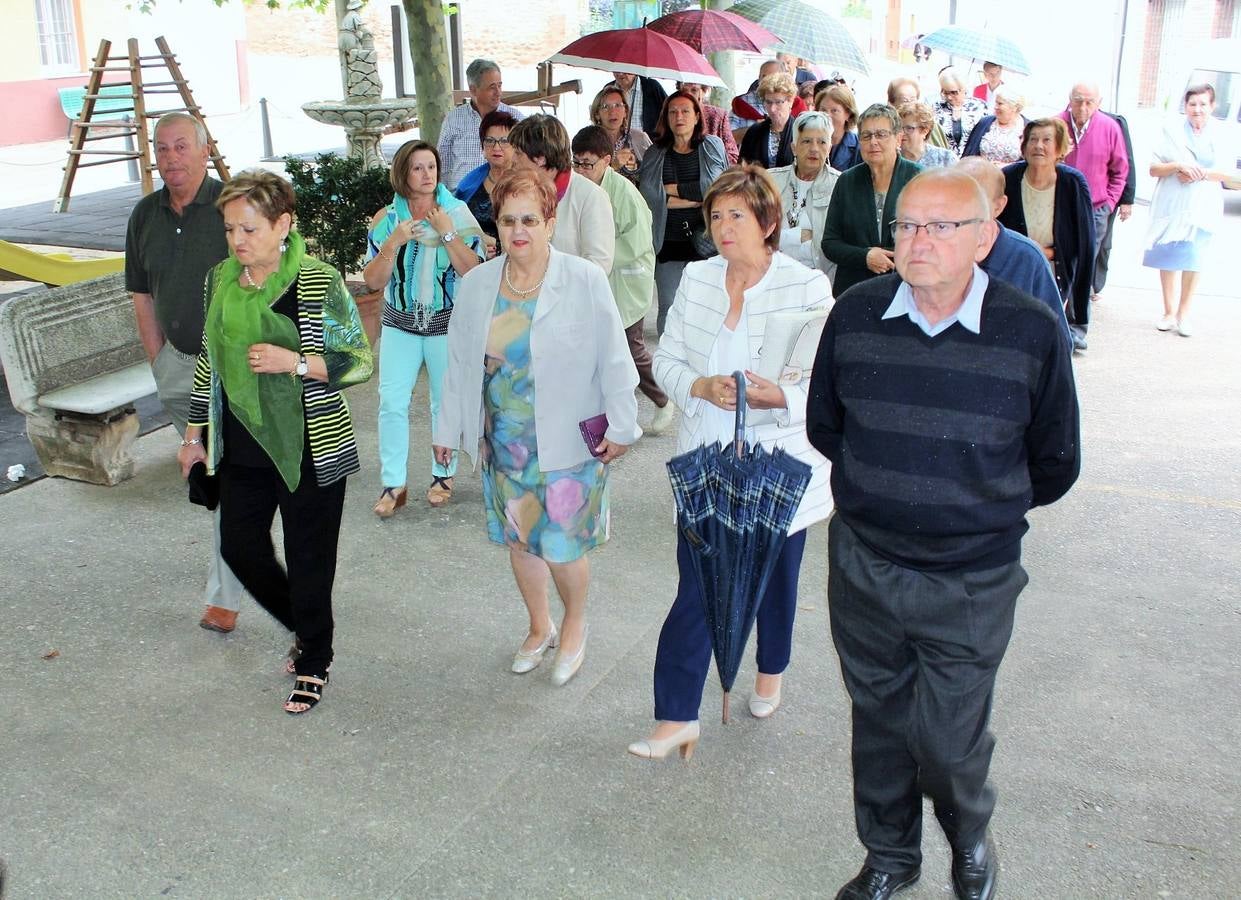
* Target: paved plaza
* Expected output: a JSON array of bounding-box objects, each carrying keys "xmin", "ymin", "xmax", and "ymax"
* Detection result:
[{"xmin": 2, "ymin": 182, "xmax": 1240, "ymax": 897}]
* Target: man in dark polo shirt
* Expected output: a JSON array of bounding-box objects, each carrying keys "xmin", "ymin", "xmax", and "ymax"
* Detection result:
[
  {"xmin": 125, "ymin": 112, "xmax": 245, "ymax": 633},
  {"xmin": 808, "ymin": 169, "xmax": 1080, "ymax": 900}
]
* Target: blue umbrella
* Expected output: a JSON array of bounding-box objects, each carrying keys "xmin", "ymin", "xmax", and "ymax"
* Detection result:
[
  {"xmin": 915, "ymin": 25, "xmax": 1030, "ymax": 75},
  {"xmin": 666, "ymin": 371, "xmax": 812, "ymax": 723}
]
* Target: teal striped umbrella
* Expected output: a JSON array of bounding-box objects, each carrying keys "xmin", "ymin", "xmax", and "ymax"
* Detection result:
[{"xmin": 729, "ymin": 0, "xmax": 869, "ymax": 74}]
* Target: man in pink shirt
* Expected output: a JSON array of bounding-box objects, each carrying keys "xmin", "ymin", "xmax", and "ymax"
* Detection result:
[
  {"xmin": 1058, "ymin": 82, "xmax": 1129, "ymax": 303},
  {"xmin": 972, "ymin": 62, "xmax": 1003, "ymax": 109}
]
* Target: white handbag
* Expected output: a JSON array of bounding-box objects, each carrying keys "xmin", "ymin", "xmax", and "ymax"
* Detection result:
[{"xmin": 757, "ymin": 309, "xmax": 829, "ymax": 384}]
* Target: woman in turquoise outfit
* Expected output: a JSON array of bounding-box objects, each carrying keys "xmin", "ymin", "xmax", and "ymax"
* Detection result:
[{"xmin": 435, "ymin": 169, "xmax": 641, "ymax": 687}]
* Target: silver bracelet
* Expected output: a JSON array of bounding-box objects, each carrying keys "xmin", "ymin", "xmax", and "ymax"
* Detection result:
[{"xmin": 180, "ymin": 437, "xmax": 202, "ymax": 446}]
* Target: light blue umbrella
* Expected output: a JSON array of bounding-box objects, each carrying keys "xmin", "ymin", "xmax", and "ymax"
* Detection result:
[
  {"xmin": 916, "ymin": 25, "xmax": 1031, "ymax": 75},
  {"xmin": 728, "ymin": 0, "xmax": 869, "ymax": 75}
]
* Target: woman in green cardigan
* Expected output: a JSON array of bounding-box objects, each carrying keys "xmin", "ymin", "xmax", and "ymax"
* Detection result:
[
  {"xmin": 821, "ymin": 104, "xmax": 922, "ymax": 296},
  {"xmin": 177, "ymin": 169, "xmax": 373, "ymax": 715}
]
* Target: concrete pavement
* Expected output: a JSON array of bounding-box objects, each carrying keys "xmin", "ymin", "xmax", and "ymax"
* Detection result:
[{"xmin": 2, "ymin": 205, "xmax": 1240, "ymax": 897}]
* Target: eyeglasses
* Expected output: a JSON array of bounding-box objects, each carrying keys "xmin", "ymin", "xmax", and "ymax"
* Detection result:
[
  {"xmin": 899, "ymin": 124, "xmax": 922, "ymax": 133},
  {"xmin": 482, "ymin": 137, "xmax": 510, "ymax": 148},
  {"xmin": 766, "ymin": 96, "xmax": 792, "ymax": 106},
  {"xmin": 943, "ymin": 89, "xmax": 962, "ymax": 96},
  {"xmin": 859, "ymin": 129, "xmax": 894, "ymax": 142},
  {"xmin": 889, "ymin": 218, "xmax": 984, "ymax": 239},
  {"xmin": 599, "ymin": 101, "xmax": 626, "ymax": 112},
  {"xmin": 571, "ymin": 157, "xmax": 601, "ymax": 170},
  {"xmin": 497, "ymin": 214, "xmax": 545, "ymax": 229}
]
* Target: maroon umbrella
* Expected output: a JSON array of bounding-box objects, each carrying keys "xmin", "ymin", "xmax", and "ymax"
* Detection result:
[
  {"xmin": 549, "ymin": 27, "xmax": 726, "ymax": 87},
  {"xmin": 646, "ymin": 9, "xmax": 781, "ymax": 54}
]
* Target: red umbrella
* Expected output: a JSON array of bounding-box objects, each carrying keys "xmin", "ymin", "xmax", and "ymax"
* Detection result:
[
  {"xmin": 647, "ymin": 9, "xmax": 781, "ymax": 54},
  {"xmin": 549, "ymin": 27, "xmax": 726, "ymax": 87}
]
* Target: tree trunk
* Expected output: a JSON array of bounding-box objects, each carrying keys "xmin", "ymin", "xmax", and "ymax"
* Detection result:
[{"xmin": 402, "ymin": 0, "xmax": 452, "ymax": 145}]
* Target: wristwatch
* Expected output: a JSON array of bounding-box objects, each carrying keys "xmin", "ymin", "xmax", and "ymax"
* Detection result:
[
  {"xmin": 441, "ymin": 230, "xmax": 458, "ymax": 244},
  {"xmin": 295, "ymin": 354, "xmax": 309, "ymax": 377}
]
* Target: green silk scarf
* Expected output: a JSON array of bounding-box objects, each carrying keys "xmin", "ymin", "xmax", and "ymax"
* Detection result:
[{"xmin": 206, "ymin": 231, "xmax": 307, "ymax": 491}]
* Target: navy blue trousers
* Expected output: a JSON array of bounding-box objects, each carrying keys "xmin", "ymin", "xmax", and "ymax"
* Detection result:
[{"xmin": 652, "ymin": 528, "xmax": 807, "ymax": 722}]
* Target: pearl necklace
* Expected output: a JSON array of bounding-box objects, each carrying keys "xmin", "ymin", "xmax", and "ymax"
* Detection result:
[
  {"xmin": 503, "ymin": 252, "xmax": 550, "ymax": 297},
  {"xmin": 242, "ymin": 266, "xmax": 263, "ymax": 288}
]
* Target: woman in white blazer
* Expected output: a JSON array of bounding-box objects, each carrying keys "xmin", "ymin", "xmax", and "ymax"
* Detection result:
[
  {"xmin": 434, "ymin": 170, "xmax": 640, "ymax": 687},
  {"xmin": 765, "ymin": 111, "xmax": 840, "ymax": 285},
  {"xmin": 628, "ymin": 165, "xmax": 833, "ymax": 761},
  {"xmin": 508, "ymin": 113, "xmax": 615, "ymax": 275}
]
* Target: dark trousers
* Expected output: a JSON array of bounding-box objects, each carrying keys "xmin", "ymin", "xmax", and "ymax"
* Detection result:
[
  {"xmin": 652, "ymin": 528, "xmax": 807, "ymax": 722},
  {"xmin": 1093, "ymin": 203, "xmax": 1120, "ymax": 293},
  {"xmin": 624, "ymin": 319, "xmax": 668, "ymax": 409},
  {"xmin": 218, "ymin": 454, "xmax": 346, "ymax": 676},
  {"xmin": 827, "ymin": 516, "xmax": 1026, "ymax": 872}
]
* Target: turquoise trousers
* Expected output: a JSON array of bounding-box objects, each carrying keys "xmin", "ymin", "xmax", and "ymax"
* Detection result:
[{"xmin": 377, "ymin": 326, "xmax": 457, "ymax": 488}]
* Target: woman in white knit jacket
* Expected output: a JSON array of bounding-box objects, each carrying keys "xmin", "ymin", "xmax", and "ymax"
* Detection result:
[
  {"xmin": 628, "ymin": 165, "xmax": 833, "ymax": 761},
  {"xmin": 765, "ymin": 110, "xmax": 840, "ymax": 285}
]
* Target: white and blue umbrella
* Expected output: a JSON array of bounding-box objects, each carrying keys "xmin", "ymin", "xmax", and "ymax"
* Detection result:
[{"xmin": 916, "ymin": 25, "xmax": 1031, "ymax": 75}]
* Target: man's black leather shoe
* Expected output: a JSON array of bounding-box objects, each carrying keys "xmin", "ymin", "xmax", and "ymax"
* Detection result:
[
  {"xmin": 834, "ymin": 865, "xmax": 921, "ymax": 900},
  {"xmin": 951, "ymin": 834, "xmax": 998, "ymax": 900}
]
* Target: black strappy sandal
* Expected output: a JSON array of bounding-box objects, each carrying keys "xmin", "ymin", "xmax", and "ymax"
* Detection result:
[{"xmin": 285, "ymin": 672, "xmax": 329, "ymax": 714}]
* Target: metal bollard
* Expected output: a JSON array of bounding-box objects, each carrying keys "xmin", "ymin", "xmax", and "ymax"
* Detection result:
[
  {"xmin": 260, "ymin": 97, "xmax": 275, "ymax": 160},
  {"xmin": 122, "ymin": 115, "xmax": 139, "ymax": 183}
]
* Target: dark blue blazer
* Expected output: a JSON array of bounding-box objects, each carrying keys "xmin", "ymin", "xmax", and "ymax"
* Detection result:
[{"xmin": 997, "ymin": 162, "xmax": 1095, "ymax": 319}]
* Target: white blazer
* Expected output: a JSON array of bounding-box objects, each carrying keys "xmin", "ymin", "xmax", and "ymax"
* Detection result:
[
  {"xmin": 435, "ymin": 248, "xmax": 640, "ymax": 472},
  {"xmin": 551, "ymin": 172, "xmax": 616, "ymax": 275},
  {"xmin": 653, "ymin": 252, "xmax": 834, "ymax": 534},
  {"xmin": 766, "ymin": 163, "xmax": 840, "ymax": 284}
]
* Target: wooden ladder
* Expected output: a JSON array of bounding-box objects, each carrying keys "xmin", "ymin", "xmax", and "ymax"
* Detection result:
[{"xmin": 54, "ymin": 36, "xmax": 229, "ymax": 213}]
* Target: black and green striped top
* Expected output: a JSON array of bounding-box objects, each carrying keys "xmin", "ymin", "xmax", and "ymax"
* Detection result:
[{"xmin": 188, "ymin": 258, "xmax": 374, "ymax": 488}]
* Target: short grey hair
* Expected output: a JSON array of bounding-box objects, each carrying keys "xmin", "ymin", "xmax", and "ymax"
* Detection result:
[
  {"xmin": 466, "ymin": 58, "xmax": 500, "ymax": 89},
  {"xmin": 938, "ymin": 67, "xmax": 965, "ymax": 91},
  {"xmin": 993, "ymin": 85, "xmax": 1025, "ymax": 110},
  {"xmin": 858, "ymin": 103, "xmax": 900, "ymax": 133},
  {"xmin": 153, "ymin": 112, "xmax": 206, "ymax": 147},
  {"xmin": 791, "ymin": 111, "xmax": 834, "ymax": 143}
]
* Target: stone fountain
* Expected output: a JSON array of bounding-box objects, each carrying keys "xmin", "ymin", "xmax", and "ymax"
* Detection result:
[{"xmin": 301, "ymin": 0, "xmax": 418, "ymax": 168}]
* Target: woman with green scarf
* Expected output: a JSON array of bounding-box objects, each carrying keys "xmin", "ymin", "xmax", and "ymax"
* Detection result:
[
  {"xmin": 177, "ymin": 169, "xmax": 373, "ymax": 715},
  {"xmin": 363, "ymin": 140, "xmax": 485, "ymax": 517}
]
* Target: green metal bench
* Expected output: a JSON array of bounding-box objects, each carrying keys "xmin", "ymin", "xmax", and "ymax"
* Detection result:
[{"xmin": 57, "ymin": 84, "xmax": 133, "ymax": 134}]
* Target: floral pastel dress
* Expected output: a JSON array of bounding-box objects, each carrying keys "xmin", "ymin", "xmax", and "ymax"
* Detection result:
[{"xmin": 481, "ymin": 291, "xmax": 609, "ymax": 563}]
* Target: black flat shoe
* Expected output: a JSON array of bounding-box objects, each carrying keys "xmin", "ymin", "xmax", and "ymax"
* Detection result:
[
  {"xmin": 952, "ymin": 834, "xmax": 998, "ymax": 900},
  {"xmin": 834, "ymin": 865, "xmax": 921, "ymax": 900}
]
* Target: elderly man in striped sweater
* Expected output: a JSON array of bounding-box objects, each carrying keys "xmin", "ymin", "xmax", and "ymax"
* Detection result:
[{"xmin": 808, "ymin": 168, "xmax": 1080, "ymax": 900}]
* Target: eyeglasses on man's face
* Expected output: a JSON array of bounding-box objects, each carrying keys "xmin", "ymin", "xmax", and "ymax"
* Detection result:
[
  {"xmin": 571, "ymin": 157, "xmax": 602, "ymax": 171},
  {"xmin": 498, "ymin": 214, "xmax": 545, "ymax": 229},
  {"xmin": 889, "ymin": 218, "xmax": 984, "ymax": 240},
  {"xmin": 482, "ymin": 137, "xmax": 510, "ymax": 148}
]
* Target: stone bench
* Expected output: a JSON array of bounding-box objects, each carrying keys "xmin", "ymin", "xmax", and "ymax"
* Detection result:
[{"xmin": 0, "ymin": 273, "xmax": 156, "ymax": 485}]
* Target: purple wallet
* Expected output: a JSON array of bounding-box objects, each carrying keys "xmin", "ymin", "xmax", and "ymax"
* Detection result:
[{"xmin": 578, "ymin": 413, "xmax": 609, "ymax": 458}]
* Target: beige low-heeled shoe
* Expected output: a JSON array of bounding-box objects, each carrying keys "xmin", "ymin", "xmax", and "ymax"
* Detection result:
[
  {"xmin": 627, "ymin": 721, "xmax": 701, "ymax": 760},
  {"xmin": 511, "ymin": 621, "xmax": 558, "ymax": 674},
  {"xmin": 749, "ymin": 679, "xmax": 783, "ymax": 719}
]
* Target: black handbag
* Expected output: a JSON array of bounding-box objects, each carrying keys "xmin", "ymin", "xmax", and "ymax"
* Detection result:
[{"xmin": 187, "ymin": 461, "xmax": 220, "ymax": 511}]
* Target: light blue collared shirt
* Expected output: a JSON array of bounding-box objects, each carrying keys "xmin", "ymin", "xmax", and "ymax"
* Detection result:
[{"xmin": 882, "ymin": 266, "xmax": 990, "ymax": 337}]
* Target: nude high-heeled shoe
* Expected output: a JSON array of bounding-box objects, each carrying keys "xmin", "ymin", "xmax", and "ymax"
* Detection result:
[
  {"xmin": 627, "ymin": 721, "xmax": 701, "ymax": 760},
  {"xmin": 749, "ymin": 679, "xmax": 782, "ymax": 719},
  {"xmin": 511, "ymin": 621, "xmax": 558, "ymax": 674}
]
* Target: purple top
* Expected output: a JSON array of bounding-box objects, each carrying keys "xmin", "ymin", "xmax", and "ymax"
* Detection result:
[{"xmin": 1058, "ymin": 109, "xmax": 1129, "ymax": 209}]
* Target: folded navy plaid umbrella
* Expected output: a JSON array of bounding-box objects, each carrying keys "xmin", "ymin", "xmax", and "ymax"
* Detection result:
[{"xmin": 666, "ymin": 371, "xmax": 811, "ymax": 723}]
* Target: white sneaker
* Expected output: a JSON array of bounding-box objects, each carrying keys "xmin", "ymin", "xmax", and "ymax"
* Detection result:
[
  {"xmin": 1177, "ymin": 319, "xmax": 1193, "ymax": 337},
  {"xmin": 1156, "ymin": 315, "xmax": 1176, "ymax": 332},
  {"xmin": 647, "ymin": 401, "xmax": 676, "ymax": 436}
]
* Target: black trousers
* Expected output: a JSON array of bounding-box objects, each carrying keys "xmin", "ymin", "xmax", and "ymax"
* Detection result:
[
  {"xmin": 218, "ymin": 453, "xmax": 346, "ymax": 675},
  {"xmin": 827, "ymin": 516, "xmax": 1027, "ymax": 873}
]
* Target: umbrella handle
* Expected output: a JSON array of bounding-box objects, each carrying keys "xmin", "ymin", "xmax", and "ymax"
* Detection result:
[{"xmin": 732, "ymin": 370, "xmax": 746, "ymax": 459}]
